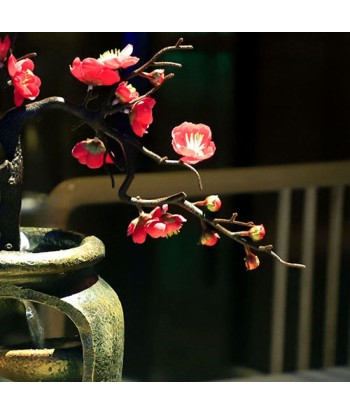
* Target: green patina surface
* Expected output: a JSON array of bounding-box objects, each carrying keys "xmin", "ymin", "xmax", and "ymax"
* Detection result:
[{"xmin": 0, "ymin": 228, "xmax": 124, "ymax": 382}]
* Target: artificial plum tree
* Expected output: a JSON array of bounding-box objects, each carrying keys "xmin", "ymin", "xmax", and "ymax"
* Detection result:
[{"xmin": 0, "ymin": 34, "xmax": 305, "ymax": 271}]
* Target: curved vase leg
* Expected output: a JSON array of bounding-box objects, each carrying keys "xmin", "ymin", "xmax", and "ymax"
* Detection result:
[{"xmin": 0, "ymin": 277, "xmax": 124, "ymax": 382}]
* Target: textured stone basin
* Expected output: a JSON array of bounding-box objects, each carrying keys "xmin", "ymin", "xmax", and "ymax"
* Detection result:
[{"xmin": 0, "ymin": 338, "xmax": 82, "ymax": 382}]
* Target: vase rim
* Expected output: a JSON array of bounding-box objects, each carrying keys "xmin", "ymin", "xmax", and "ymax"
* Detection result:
[{"xmin": 0, "ymin": 227, "xmax": 105, "ymax": 283}]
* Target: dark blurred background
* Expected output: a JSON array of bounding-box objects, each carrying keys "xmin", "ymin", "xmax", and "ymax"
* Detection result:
[{"xmin": 1, "ymin": 33, "xmax": 350, "ymax": 381}]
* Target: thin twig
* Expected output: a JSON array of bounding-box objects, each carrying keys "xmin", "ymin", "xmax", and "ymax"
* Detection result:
[
  {"xmin": 150, "ymin": 61, "xmax": 183, "ymax": 68},
  {"xmin": 16, "ymin": 52, "xmax": 37, "ymax": 61},
  {"xmin": 214, "ymin": 213, "xmax": 255, "ymax": 227},
  {"xmin": 104, "ymin": 162, "xmax": 115, "ymax": 188},
  {"xmin": 125, "ymin": 38, "xmax": 193, "ymax": 81},
  {"xmin": 129, "ymin": 192, "xmax": 187, "ymax": 207},
  {"xmin": 162, "ymin": 159, "xmax": 203, "ymax": 190},
  {"xmin": 269, "ymin": 250, "xmax": 306, "ymax": 269},
  {"xmin": 130, "ymin": 143, "xmax": 203, "ymax": 190}
]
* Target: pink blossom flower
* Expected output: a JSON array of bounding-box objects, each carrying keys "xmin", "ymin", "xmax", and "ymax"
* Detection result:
[
  {"xmin": 140, "ymin": 69, "xmax": 165, "ymax": 86},
  {"xmin": 114, "ymin": 81, "xmax": 139, "ymax": 103},
  {"xmin": 127, "ymin": 204, "xmax": 187, "ymax": 244},
  {"xmin": 0, "ymin": 35, "xmax": 10, "ymax": 66},
  {"xmin": 199, "ymin": 230, "xmax": 220, "ymax": 246},
  {"xmin": 129, "ymin": 97, "xmax": 156, "ymax": 137},
  {"xmin": 72, "ymin": 138, "xmax": 114, "ymax": 169},
  {"xmin": 244, "ymin": 246, "xmax": 260, "ymax": 271},
  {"xmin": 171, "ymin": 122, "xmax": 216, "ymax": 164},
  {"xmin": 98, "ymin": 44, "xmax": 139, "ymax": 70},
  {"xmin": 249, "ymin": 224, "xmax": 265, "ymax": 242},
  {"xmin": 7, "ymin": 54, "xmax": 41, "ymax": 107},
  {"xmin": 145, "ymin": 205, "xmax": 187, "ymax": 239},
  {"xmin": 70, "ymin": 57, "xmax": 120, "ymax": 87},
  {"xmin": 127, "ymin": 212, "xmax": 152, "ymax": 244}
]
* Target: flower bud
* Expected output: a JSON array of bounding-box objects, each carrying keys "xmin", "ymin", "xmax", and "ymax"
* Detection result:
[
  {"xmin": 72, "ymin": 137, "xmax": 114, "ymax": 169},
  {"xmin": 249, "ymin": 224, "xmax": 265, "ymax": 242},
  {"xmin": 204, "ymin": 195, "xmax": 222, "ymax": 212},
  {"xmin": 194, "ymin": 195, "xmax": 222, "ymax": 211},
  {"xmin": 140, "ymin": 69, "xmax": 165, "ymax": 86},
  {"xmin": 244, "ymin": 246, "xmax": 260, "ymax": 271},
  {"xmin": 199, "ymin": 230, "xmax": 220, "ymax": 246}
]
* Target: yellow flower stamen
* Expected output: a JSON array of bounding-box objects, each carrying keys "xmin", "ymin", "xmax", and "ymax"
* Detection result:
[{"xmin": 99, "ymin": 49, "xmax": 121, "ymax": 61}]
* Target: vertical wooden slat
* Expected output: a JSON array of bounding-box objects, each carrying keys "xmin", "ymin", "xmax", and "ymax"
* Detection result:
[
  {"xmin": 270, "ymin": 188, "xmax": 292, "ymax": 373},
  {"xmin": 323, "ymin": 186, "xmax": 344, "ymax": 367},
  {"xmin": 297, "ymin": 187, "xmax": 317, "ymax": 370}
]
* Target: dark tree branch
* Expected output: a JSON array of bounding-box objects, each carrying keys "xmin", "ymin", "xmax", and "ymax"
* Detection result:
[
  {"xmin": 0, "ymin": 36, "xmax": 305, "ymax": 271},
  {"xmin": 0, "ymin": 96, "xmax": 305, "ymax": 268}
]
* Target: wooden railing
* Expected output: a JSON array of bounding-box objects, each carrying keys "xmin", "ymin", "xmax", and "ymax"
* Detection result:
[{"xmin": 43, "ymin": 159, "xmax": 350, "ymax": 374}]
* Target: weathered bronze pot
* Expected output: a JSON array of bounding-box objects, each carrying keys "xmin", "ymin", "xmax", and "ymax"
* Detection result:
[{"xmin": 0, "ymin": 227, "xmax": 124, "ymax": 382}]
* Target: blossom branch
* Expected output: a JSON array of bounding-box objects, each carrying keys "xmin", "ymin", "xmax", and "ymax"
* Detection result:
[
  {"xmin": 126, "ymin": 38, "xmax": 193, "ymax": 80},
  {"xmin": 16, "ymin": 97, "xmax": 203, "ymax": 193},
  {"xmin": 0, "ymin": 35, "xmax": 305, "ymax": 272},
  {"xmin": 176, "ymin": 200, "xmax": 305, "ymax": 269},
  {"xmin": 7, "ymin": 98, "xmax": 304, "ymax": 268},
  {"xmin": 120, "ymin": 135, "xmax": 203, "ymax": 189}
]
